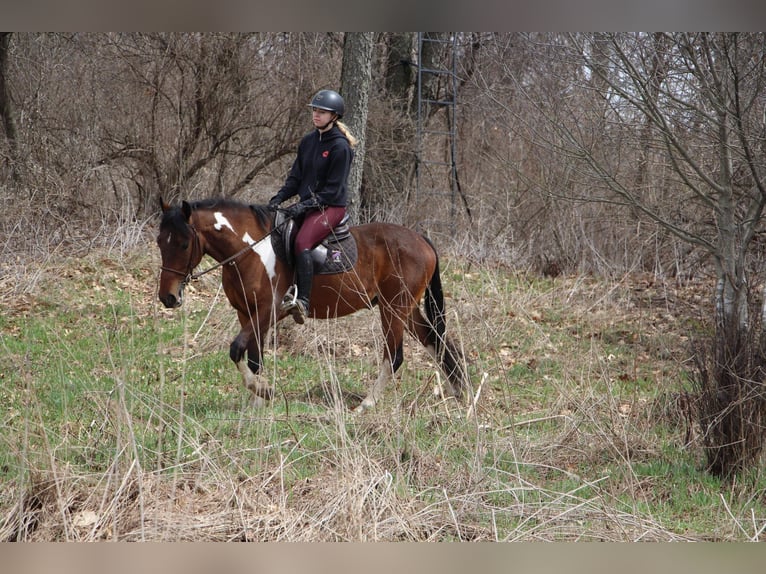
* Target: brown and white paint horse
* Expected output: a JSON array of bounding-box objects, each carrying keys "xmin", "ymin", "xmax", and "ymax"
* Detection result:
[{"xmin": 156, "ymin": 198, "xmax": 468, "ymax": 411}]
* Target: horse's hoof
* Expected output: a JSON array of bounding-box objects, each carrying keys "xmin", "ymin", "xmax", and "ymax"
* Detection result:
[
  {"xmin": 353, "ymin": 398, "xmax": 376, "ymax": 413},
  {"xmin": 255, "ymin": 386, "xmax": 274, "ymax": 401},
  {"xmin": 251, "ymin": 395, "xmax": 268, "ymax": 408}
]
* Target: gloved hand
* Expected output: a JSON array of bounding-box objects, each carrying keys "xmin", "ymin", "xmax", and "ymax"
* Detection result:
[
  {"xmin": 267, "ymin": 197, "xmax": 281, "ymax": 212},
  {"xmin": 284, "ymin": 202, "xmax": 308, "ymax": 219}
]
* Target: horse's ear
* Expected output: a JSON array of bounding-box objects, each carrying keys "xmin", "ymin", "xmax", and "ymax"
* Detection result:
[
  {"xmin": 160, "ymin": 196, "xmax": 171, "ymax": 212},
  {"xmin": 181, "ymin": 200, "xmax": 192, "ymax": 221}
]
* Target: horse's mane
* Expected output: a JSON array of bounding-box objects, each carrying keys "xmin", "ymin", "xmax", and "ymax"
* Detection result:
[{"xmin": 190, "ymin": 197, "xmax": 243, "ymax": 211}]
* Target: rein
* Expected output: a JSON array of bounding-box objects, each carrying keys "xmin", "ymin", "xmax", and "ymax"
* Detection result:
[{"xmin": 162, "ymin": 218, "xmax": 281, "ymax": 284}]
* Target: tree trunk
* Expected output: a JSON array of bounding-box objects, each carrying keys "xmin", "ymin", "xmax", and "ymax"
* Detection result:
[
  {"xmin": 695, "ymin": 34, "xmax": 766, "ymax": 477},
  {"xmin": 384, "ymin": 33, "xmax": 417, "ymax": 116},
  {"xmin": 0, "ymin": 32, "xmax": 19, "ymax": 182},
  {"xmin": 711, "ymin": 35, "xmax": 749, "ymax": 339},
  {"xmin": 340, "ymin": 32, "xmax": 374, "ymax": 223}
]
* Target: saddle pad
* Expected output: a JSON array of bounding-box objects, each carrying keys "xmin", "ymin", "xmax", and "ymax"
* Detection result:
[
  {"xmin": 271, "ymin": 230, "xmax": 358, "ymax": 275},
  {"xmin": 315, "ymin": 234, "xmax": 358, "ymax": 275}
]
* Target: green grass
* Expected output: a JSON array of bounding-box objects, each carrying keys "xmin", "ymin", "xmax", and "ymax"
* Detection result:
[{"xmin": 3, "ymin": 249, "xmax": 766, "ymax": 541}]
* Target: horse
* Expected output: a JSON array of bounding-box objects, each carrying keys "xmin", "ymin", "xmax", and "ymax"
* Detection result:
[{"xmin": 156, "ymin": 197, "xmax": 468, "ymax": 411}]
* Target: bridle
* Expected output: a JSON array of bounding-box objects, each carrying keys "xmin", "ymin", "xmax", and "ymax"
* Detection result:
[{"xmin": 160, "ymin": 223, "xmax": 203, "ymax": 284}]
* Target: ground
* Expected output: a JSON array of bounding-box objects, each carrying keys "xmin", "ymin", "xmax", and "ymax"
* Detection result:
[{"xmin": 1, "ymin": 240, "xmax": 764, "ymax": 541}]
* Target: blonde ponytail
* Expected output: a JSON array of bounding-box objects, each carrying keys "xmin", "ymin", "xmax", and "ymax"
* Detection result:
[{"xmin": 336, "ymin": 121, "xmax": 359, "ymax": 149}]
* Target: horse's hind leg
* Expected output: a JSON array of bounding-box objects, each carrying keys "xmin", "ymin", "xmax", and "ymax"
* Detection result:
[
  {"xmin": 356, "ymin": 309, "xmax": 405, "ymax": 412},
  {"xmin": 407, "ymin": 307, "xmax": 467, "ymax": 401}
]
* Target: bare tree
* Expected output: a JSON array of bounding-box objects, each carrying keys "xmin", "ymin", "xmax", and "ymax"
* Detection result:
[
  {"xmin": 89, "ymin": 33, "xmax": 342, "ymax": 216},
  {"xmin": 359, "ymin": 33, "xmax": 417, "ymax": 221},
  {"xmin": 340, "ymin": 32, "xmax": 374, "ymax": 222},
  {"xmin": 383, "ymin": 33, "xmax": 417, "ymax": 115},
  {"xmin": 460, "ymin": 33, "xmax": 593, "ymax": 268},
  {"xmin": 506, "ymin": 32, "xmax": 766, "ymax": 475},
  {"xmin": 574, "ymin": 34, "xmax": 766, "ymax": 335},
  {"xmin": 0, "ymin": 32, "xmax": 19, "ymax": 182}
]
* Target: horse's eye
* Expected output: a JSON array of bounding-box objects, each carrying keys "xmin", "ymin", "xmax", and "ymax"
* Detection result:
[{"xmin": 181, "ymin": 241, "xmax": 190, "ymax": 250}]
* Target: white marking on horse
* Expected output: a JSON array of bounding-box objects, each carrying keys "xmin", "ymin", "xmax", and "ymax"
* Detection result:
[
  {"xmin": 358, "ymin": 362, "xmax": 393, "ymax": 412},
  {"xmin": 213, "ymin": 212, "xmax": 235, "ymax": 233},
  {"xmin": 243, "ymin": 232, "xmax": 277, "ymax": 281}
]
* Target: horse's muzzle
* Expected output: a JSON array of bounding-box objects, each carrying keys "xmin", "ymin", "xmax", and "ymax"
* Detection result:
[
  {"xmin": 159, "ymin": 292, "xmax": 181, "ymax": 308},
  {"xmin": 159, "ymin": 284, "xmax": 185, "ymax": 308}
]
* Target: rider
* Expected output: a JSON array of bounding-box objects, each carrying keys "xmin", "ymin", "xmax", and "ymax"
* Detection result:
[{"xmin": 268, "ymin": 89, "xmax": 357, "ymax": 324}]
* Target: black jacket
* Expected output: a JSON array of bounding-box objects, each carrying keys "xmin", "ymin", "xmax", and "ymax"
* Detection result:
[{"xmin": 272, "ymin": 125, "xmax": 353, "ymax": 209}]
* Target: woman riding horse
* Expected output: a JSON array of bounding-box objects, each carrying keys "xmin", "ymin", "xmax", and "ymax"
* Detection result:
[
  {"xmin": 156, "ymin": 197, "xmax": 470, "ymax": 411},
  {"xmin": 268, "ymin": 89, "xmax": 358, "ymax": 325}
]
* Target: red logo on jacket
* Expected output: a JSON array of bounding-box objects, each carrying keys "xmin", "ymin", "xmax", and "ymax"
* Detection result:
[{"xmin": 322, "ymin": 150, "xmax": 329, "ymax": 158}]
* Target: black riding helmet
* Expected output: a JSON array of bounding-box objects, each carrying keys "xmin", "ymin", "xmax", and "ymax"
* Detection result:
[{"xmin": 308, "ymin": 89, "xmax": 345, "ymax": 118}]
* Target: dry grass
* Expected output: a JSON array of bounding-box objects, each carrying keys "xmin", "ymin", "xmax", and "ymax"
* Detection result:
[
  {"xmin": 2, "ymin": 219, "xmax": 764, "ymax": 542},
  {"xmin": 0, "ymin": 435, "xmax": 692, "ymax": 542}
]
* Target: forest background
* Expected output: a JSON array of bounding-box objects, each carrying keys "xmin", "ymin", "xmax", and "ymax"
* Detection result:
[{"xmin": 3, "ymin": 33, "xmax": 764, "ymax": 280}]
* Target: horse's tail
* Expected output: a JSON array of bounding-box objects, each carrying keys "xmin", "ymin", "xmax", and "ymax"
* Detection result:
[{"xmin": 423, "ymin": 238, "xmax": 468, "ymax": 399}]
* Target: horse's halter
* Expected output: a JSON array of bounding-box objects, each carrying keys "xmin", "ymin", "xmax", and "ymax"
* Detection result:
[{"xmin": 160, "ymin": 222, "xmax": 202, "ymax": 286}]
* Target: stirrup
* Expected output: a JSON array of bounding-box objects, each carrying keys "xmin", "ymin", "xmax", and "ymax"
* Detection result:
[
  {"xmin": 280, "ymin": 285, "xmax": 307, "ymax": 324},
  {"xmin": 280, "ymin": 285, "xmax": 298, "ymax": 311}
]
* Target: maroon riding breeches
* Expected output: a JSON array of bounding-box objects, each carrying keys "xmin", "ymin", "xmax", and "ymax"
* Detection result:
[{"xmin": 294, "ymin": 206, "xmax": 347, "ymax": 252}]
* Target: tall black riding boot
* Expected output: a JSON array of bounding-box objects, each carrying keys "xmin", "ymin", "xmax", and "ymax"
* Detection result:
[{"xmin": 281, "ymin": 249, "xmax": 313, "ymax": 324}]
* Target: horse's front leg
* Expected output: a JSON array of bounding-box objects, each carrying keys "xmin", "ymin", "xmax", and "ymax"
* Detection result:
[{"xmin": 230, "ymin": 312, "xmax": 274, "ymax": 404}]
